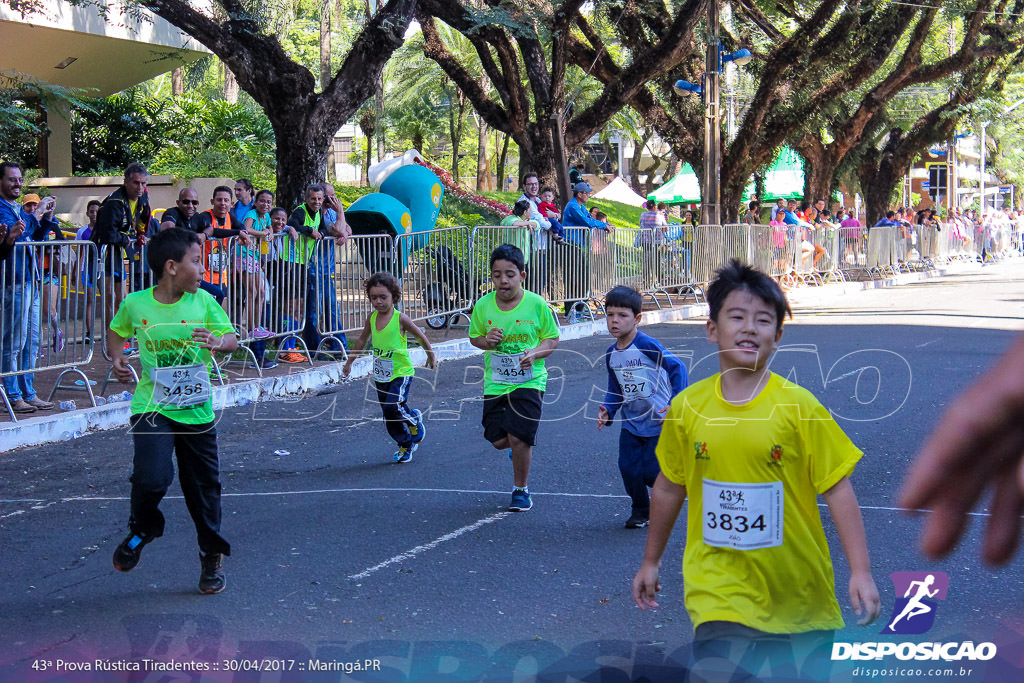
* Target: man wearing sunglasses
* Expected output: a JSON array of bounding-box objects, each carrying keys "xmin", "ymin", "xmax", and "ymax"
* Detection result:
[{"xmin": 159, "ymin": 188, "xmax": 201, "ymax": 232}]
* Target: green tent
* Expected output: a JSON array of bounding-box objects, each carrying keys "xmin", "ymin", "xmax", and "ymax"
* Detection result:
[
  {"xmin": 743, "ymin": 147, "xmax": 805, "ymax": 202},
  {"xmin": 647, "ymin": 164, "xmax": 702, "ymax": 204}
]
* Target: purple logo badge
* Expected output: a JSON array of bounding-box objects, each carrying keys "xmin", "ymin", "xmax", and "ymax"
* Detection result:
[{"xmin": 881, "ymin": 571, "xmax": 949, "ymax": 635}]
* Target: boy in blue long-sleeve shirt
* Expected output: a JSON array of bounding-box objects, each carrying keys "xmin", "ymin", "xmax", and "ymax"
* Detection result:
[{"xmin": 597, "ymin": 286, "xmax": 687, "ymax": 528}]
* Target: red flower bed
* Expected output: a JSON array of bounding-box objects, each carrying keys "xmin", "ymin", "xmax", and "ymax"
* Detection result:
[{"xmin": 417, "ymin": 159, "xmax": 512, "ymax": 217}]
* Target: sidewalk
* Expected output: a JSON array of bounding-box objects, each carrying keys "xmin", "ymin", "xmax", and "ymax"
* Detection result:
[{"xmin": 0, "ymin": 262, "xmax": 978, "ymax": 453}]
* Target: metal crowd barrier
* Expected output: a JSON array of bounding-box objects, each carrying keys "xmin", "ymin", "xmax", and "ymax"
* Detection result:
[
  {"xmin": 394, "ymin": 226, "xmax": 474, "ymax": 330},
  {"xmin": 1, "ymin": 240, "xmax": 99, "ymax": 420}
]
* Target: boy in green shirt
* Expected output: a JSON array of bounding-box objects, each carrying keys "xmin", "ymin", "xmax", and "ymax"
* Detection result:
[
  {"xmin": 469, "ymin": 244, "xmax": 560, "ymax": 511},
  {"xmin": 108, "ymin": 228, "xmax": 238, "ymax": 594}
]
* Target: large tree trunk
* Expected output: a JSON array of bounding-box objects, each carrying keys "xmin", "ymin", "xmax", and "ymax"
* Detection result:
[
  {"xmin": 171, "ymin": 67, "xmax": 184, "ymax": 96},
  {"xmin": 496, "ymin": 131, "xmax": 510, "ymax": 192},
  {"xmin": 274, "ymin": 114, "xmax": 332, "ymax": 210},
  {"xmin": 476, "ymin": 117, "xmax": 489, "ymax": 191},
  {"xmin": 222, "ymin": 62, "xmax": 238, "ymax": 103},
  {"xmin": 320, "ymin": 0, "xmax": 335, "ymax": 181},
  {"xmin": 796, "ymin": 137, "xmax": 836, "ymax": 206}
]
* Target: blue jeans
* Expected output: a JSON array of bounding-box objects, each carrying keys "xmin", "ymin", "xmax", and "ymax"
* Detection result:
[
  {"xmin": 303, "ymin": 262, "xmax": 344, "ymax": 352},
  {"xmin": 2, "ymin": 282, "xmax": 41, "ymax": 401}
]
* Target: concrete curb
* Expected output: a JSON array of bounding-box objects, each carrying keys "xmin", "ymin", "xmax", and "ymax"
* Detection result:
[{"xmin": 0, "ymin": 266, "xmax": 973, "ymax": 453}]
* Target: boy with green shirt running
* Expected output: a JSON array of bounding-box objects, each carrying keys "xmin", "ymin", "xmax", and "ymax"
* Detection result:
[
  {"xmin": 469, "ymin": 244, "xmax": 560, "ymax": 511},
  {"xmin": 108, "ymin": 228, "xmax": 238, "ymax": 594}
]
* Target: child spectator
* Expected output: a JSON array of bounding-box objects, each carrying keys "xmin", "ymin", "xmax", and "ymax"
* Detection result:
[
  {"xmin": 108, "ymin": 228, "xmax": 238, "ymax": 594},
  {"xmin": 469, "ymin": 244, "xmax": 560, "ymax": 511},
  {"xmin": 500, "ymin": 199, "xmax": 537, "ymax": 263},
  {"xmin": 537, "ymin": 187, "xmax": 565, "ymax": 243},
  {"xmin": 343, "ymin": 272, "xmax": 436, "ymax": 463},
  {"xmin": 769, "ymin": 211, "xmax": 789, "ymax": 274},
  {"xmin": 597, "ymin": 286, "xmax": 687, "ymax": 528},
  {"xmin": 239, "ymin": 189, "xmax": 275, "ymax": 340},
  {"xmin": 633, "ymin": 259, "xmax": 880, "ymax": 680},
  {"xmin": 75, "ymin": 199, "xmax": 102, "ymax": 344}
]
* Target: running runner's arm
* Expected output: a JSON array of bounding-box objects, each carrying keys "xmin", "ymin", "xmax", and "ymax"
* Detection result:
[
  {"xmin": 519, "ymin": 337, "xmax": 558, "ymax": 368},
  {"xmin": 633, "ymin": 473, "xmax": 686, "ymax": 610},
  {"xmin": 599, "ymin": 350, "xmax": 621, "ymax": 429},
  {"xmin": 824, "ymin": 476, "xmax": 880, "ymax": 626},
  {"xmin": 342, "ymin": 316, "xmax": 373, "ymax": 376},
  {"xmin": 400, "ymin": 314, "xmax": 436, "ymax": 369},
  {"xmin": 192, "ymin": 328, "xmax": 238, "ymax": 354},
  {"xmin": 106, "ymin": 330, "xmax": 135, "ymax": 383}
]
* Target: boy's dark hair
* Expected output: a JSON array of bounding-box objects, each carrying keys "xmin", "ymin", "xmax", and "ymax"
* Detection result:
[
  {"xmin": 213, "ymin": 185, "xmax": 232, "ymax": 199},
  {"xmin": 595, "ymin": 211, "xmax": 607, "ymax": 221},
  {"xmin": 87, "ymin": 199, "xmax": 102, "ymax": 210},
  {"xmin": 490, "ymin": 243, "xmax": 526, "ymax": 272},
  {"xmin": 147, "ymin": 228, "xmax": 202, "ymax": 280},
  {"xmin": 512, "ymin": 198, "xmax": 532, "ymax": 217},
  {"xmin": 270, "ymin": 206, "xmax": 287, "ymax": 218},
  {"xmin": 707, "ymin": 258, "xmax": 791, "ymax": 331},
  {"xmin": 364, "ymin": 271, "xmax": 402, "ymax": 303},
  {"xmin": 605, "ymin": 285, "xmax": 643, "ymax": 315},
  {"xmin": 540, "ymin": 186, "xmax": 555, "ymax": 196}
]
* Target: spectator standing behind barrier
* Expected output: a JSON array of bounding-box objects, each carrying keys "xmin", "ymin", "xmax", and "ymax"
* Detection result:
[
  {"xmin": 0, "ymin": 161, "xmax": 56, "ymax": 414},
  {"xmin": 500, "ymin": 199, "xmax": 538, "ymax": 264},
  {"xmin": 518, "ymin": 174, "xmax": 554, "ymax": 296},
  {"xmin": 562, "ymin": 181, "xmax": 608, "ymax": 320},
  {"xmin": 743, "ymin": 200, "xmax": 760, "ymax": 224},
  {"xmin": 230, "ymin": 178, "xmax": 254, "ymax": 226},
  {"xmin": 637, "ymin": 200, "xmax": 667, "ymax": 286},
  {"xmin": 302, "ymin": 182, "xmax": 351, "ymax": 358},
  {"xmin": 75, "ymin": 199, "xmax": 102, "ymax": 344},
  {"xmin": 283, "ymin": 184, "xmax": 326, "ymax": 363},
  {"xmin": 22, "ymin": 194, "xmax": 68, "ymax": 356},
  {"xmin": 92, "ymin": 162, "xmax": 151, "ymax": 329},
  {"xmin": 840, "ymin": 209, "xmax": 863, "ymax": 261},
  {"xmin": 190, "ymin": 187, "xmax": 251, "ymax": 304},
  {"xmin": 159, "ymin": 188, "xmax": 200, "ymax": 232},
  {"xmin": 568, "ymin": 163, "xmax": 584, "ymax": 187}
]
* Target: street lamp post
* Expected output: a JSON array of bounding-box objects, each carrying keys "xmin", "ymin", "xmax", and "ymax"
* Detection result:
[
  {"xmin": 674, "ymin": 2, "xmax": 750, "ymax": 227},
  {"xmin": 704, "ymin": 0, "xmax": 722, "ymax": 227}
]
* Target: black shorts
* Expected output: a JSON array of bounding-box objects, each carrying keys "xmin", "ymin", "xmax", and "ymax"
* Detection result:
[{"xmin": 481, "ymin": 387, "xmax": 544, "ymax": 446}]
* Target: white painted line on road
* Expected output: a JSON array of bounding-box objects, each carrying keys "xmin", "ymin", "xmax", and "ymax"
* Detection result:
[
  {"xmin": 829, "ymin": 366, "xmax": 873, "ymax": 383},
  {"xmin": 4, "ymin": 488, "xmax": 1004, "ymax": 520},
  {"xmin": 348, "ymin": 511, "xmax": 512, "ymax": 580},
  {"xmin": 915, "ymin": 339, "xmax": 940, "ymax": 348}
]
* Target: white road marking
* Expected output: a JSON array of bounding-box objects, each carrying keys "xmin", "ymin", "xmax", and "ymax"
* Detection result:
[
  {"xmin": 915, "ymin": 339, "xmax": 940, "ymax": 348},
  {"xmin": 348, "ymin": 511, "xmax": 512, "ymax": 580},
  {"xmin": 2, "ymin": 487, "xmax": 1002, "ymax": 519},
  {"xmin": 829, "ymin": 366, "xmax": 873, "ymax": 383}
]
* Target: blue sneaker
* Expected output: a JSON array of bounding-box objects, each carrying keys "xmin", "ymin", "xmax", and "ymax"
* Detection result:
[
  {"xmin": 409, "ymin": 409, "xmax": 425, "ymax": 444},
  {"xmin": 393, "ymin": 446, "xmax": 412, "ymax": 463},
  {"xmin": 508, "ymin": 487, "xmax": 532, "ymax": 511}
]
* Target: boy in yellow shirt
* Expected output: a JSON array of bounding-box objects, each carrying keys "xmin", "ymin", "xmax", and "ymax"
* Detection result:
[{"xmin": 632, "ymin": 259, "xmax": 880, "ymax": 681}]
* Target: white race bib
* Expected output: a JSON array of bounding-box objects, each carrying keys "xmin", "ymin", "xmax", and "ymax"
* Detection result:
[
  {"xmin": 491, "ymin": 353, "xmax": 534, "ymax": 385},
  {"xmin": 702, "ymin": 479, "xmax": 783, "ymax": 550},
  {"xmin": 373, "ymin": 354, "xmax": 394, "ymax": 383},
  {"xmin": 613, "ymin": 367, "xmax": 654, "ymax": 402},
  {"xmin": 151, "ymin": 363, "xmax": 211, "ymax": 408}
]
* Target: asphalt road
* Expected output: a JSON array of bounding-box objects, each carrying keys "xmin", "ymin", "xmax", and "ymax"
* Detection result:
[{"xmin": 3, "ymin": 260, "xmax": 1024, "ymax": 683}]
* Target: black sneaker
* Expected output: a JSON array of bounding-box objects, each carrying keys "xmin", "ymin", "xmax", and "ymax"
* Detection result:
[
  {"xmin": 112, "ymin": 532, "xmax": 149, "ymax": 572},
  {"xmin": 198, "ymin": 552, "xmax": 226, "ymax": 594},
  {"xmin": 624, "ymin": 513, "xmax": 649, "ymax": 529}
]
